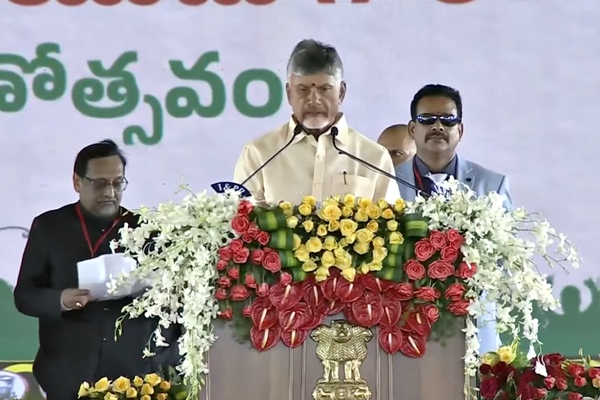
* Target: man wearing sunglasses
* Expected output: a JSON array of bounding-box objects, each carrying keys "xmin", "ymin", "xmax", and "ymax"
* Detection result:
[{"xmin": 394, "ymin": 84, "xmax": 512, "ymax": 361}]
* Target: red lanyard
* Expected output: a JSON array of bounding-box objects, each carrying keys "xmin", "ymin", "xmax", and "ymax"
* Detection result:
[
  {"xmin": 75, "ymin": 203, "xmax": 121, "ymax": 257},
  {"xmin": 413, "ymin": 159, "xmax": 425, "ymax": 192}
]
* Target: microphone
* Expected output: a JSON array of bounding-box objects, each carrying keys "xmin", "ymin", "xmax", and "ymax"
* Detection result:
[
  {"xmin": 330, "ymin": 126, "xmax": 429, "ymax": 198},
  {"xmin": 240, "ymin": 123, "xmax": 304, "ymax": 187}
]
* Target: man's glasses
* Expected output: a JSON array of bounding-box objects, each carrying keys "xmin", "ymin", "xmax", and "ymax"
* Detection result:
[
  {"xmin": 84, "ymin": 176, "xmax": 129, "ymax": 192},
  {"xmin": 416, "ymin": 114, "xmax": 461, "ymax": 127}
]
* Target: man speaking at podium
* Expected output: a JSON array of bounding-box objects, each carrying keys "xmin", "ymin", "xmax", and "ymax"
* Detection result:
[{"xmin": 234, "ymin": 39, "xmax": 401, "ymax": 203}]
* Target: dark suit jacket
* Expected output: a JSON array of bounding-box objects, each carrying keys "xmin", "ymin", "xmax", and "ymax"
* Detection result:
[{"xmin": 13, "ymin": 203, "xmax": 181, "ymax": 400}]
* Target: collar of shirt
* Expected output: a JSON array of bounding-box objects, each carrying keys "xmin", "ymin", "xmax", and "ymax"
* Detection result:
[
  {"xmin": 414, "ymin": 155, "xmax": 457, "ymax": 176},
  {"xmin": 285, "ymin": 114, "xmax": 350, "ymax": 146}
]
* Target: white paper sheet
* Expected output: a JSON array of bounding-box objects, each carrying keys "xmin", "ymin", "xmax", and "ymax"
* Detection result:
[{"xmin": 77, "ymin": 254, "xmax": 143, "ymax": 301}]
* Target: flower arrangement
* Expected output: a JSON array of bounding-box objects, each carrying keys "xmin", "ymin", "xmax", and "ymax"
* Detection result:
[
  {"xmin": 109, "ymin": 179, "xmax": 579, "ymax": 398},
  {"xmin": 77, "ymin": 373, "xmax": 187, "ymax": 400},
  {"xmin": 479, "ymin": 344, "xmax": 600, "ymax": 400}
]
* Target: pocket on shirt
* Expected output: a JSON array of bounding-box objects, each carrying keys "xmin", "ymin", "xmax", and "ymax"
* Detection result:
[{"xmin": 331, "ymin": 173, "xmax": 376, "ymax": 200}]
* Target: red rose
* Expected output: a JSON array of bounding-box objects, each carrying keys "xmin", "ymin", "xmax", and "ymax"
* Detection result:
[
  {"xmin": 218, "ymin": 246, "xmax": 232, "ymax": 262},
  {"xmin": 479, "ymin": 364, "xmax": 492, "ymax": 375},
  {"xmin": 214, "ymin": 288, "xmax": 228, "ymax": 300},
  {"xmin": 280, "ymin": 272, "xmax": 292, "ymax": 286},
  {"xmin": 227, "ymin": 266, "xmax": 240, "ymax": 280},
  {"xmin": 427, "ymin": 260, "xmax": 455, "ymax": 281},
  {"xmin": 446, "ymin": 228, "xmax": 464, "ymax": 249},
  {"xmin": 216, "ymin": 260, "xmax": 228, "ymax": 271},
  {"xmin": 480, "ymin": 376, "xmax": 499, "ymax": 400},
  {"xmin": 251, "ymin": 249, "xmax": 265, "ymax": 265},
  {"xmin": 237, "ymin": 200, "xmax": 254, "ymax": 215},
  {"xmin": 217, "ymin": 307, "xmax": 233, "ymax": 319},
  {"xmin": 232, "ymin": 247, "xmax": 250, "ymax": 264},
  {"xmin": 574, "ymin": 376, "xmax": 586, "ymax": 387},
  {"xmin": 429, "ymin": 231, "xmax": 447, "ymax": 250},
  {"xmin": 556, "ymin": 378, "xmax": 568, "ymax": 391},
  {"xmin": 230, "ymin": 239, "xmax": 244, "ymax": 253},
  {"xmin": 393, "ymin": 282, "xmax": 414, "ymax": 301},
  {"xmin": 217, "ymin": 276, "xmax": 231, "ymax": 288},
  {"xmin": 568, "ymin": 363, "xmax": 585, "ymax": 377},
  {"xmin": 242, "ymin": 223, "xmax": 260, "ymax": 243},
  {"xmin": 543, "ymin": 376, "xmax": 555, "ymax": 389},
  {"xmin": 257, "ymin": 231, "xmax": 270, "ymax": 246},
  {"xmin": 440, "ymin": 246, "xmax": 459, "ymax": 262},
  {"xmin": 444, "ymin": 283, "xmax": 466, "ymax": 301},
  {"xmin": 535, "ymin": 388, "xmax": 547, "ymax": 399},
  {"xmin": 568, "ymin": 393, "xmax": 583, "ymax": 400},
  {"xmin": 245, "ymin": 273, "xmax": 257, "ymax": 289},
  {"xmin": 232, "ymin": 215, "xmax": 251, "ymax": 234},
  {"xmin": 414, "ymin": 287, "xmax": 440, "ymax": 302},
  {"xmin": 242, "ymin": 305, "xmax": 252, "ymax": 317},
  {"xmin": 456, "ymin": 261, "xmax": 477, "ymax": 279},
  {"xmin": 422, "ymin": 304, "xmax": 440, "ymax": 322},
  {"xmin": 241, "ymin": 232, "xmax": 254, "ymax": 243},
  {"xmin": 403, "ymin": 259, "xmax": 426, "ymax": 280},
  {"xmin": 256, "ymin": 283, "xmax": 270, "ymax": 297},
  {"xmin": 262, "ymin": 251, "xmax": 281, "ymax": 273},
  {"xmin": 414, "ymin": 239, "xmax": 436, "ymax": 261},
  {"xmin": 448, "ymin": 299, "xmax": 470, "ymax": 316},
  {"xmin": 589, "ymin": 367, "xmax": 600, "ymax": 379},
  {"xmin": 231, "ymin": 284, "xmax": 250, "ymax": 301}
]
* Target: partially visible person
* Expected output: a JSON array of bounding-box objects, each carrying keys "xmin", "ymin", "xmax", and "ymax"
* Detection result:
[
  {"xmin": 13, "ymin": 140, "xmax": 181, "ymax": 400},
  {"xmin": 377, "ymin": 124, "xmax": 416, "ymax": 166},
  {"xmin": 233, "ymin": 39, "xmax": 401, "ymax": 204}
]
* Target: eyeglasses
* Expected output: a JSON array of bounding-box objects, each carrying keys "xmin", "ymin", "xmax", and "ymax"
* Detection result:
[
  {"xmin": 416, "ymin": 114, "xmax": 461, "ymax": 127},
  {"xmin": 83, "ymin": 176, "xmax": 128, "ymax": 192}
]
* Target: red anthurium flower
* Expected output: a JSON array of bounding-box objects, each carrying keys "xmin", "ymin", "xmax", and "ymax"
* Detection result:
[
  {"xmin": 279, "ymin": 301, "xmax": 313, "ymax": 332},
  {"xmin": 335, "ymin": 277, "xmax": 365, "ymax": 303},
  {"xmin": 281, "ymin": 329, "xmax": 309, "ymax": 348},
  {"xmin": 250, "ymin": 297, "xmax": 278, "ymax": 330},
  {"xmin": 269, "ymin": 282, "xmax": 303, "ymax": 311},
  {"xmin": 399, "ymin": 333, "xmax": 427, "ymax": 358},
  {"xmin": 378, "ymin": 325, "xmax": 403, "ymax": 353},
  {"xmin": 351, "ymin": 291, "xmax": 384, "ymax": 327},
  {"xmin": 250, "ymin": 325, "xmax": 281, "ymax": 352}
]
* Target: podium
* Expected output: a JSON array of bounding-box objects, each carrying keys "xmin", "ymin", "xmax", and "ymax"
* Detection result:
[{"xmin": 201, "ymin": 318, "xmax": 469, "ymax": 400}]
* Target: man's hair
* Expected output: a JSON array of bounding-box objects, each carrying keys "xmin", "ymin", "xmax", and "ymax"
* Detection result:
[
  {"xmin": 410, "ymin": 84, "xmax": 463, "ymax": 120},
  {"xmin": 286, "ymin": 39, "xmax": 344, "ymax": 80},
  {"xmin": 73, "ymin": 139, "xmax": 127, "ymax": 177}
]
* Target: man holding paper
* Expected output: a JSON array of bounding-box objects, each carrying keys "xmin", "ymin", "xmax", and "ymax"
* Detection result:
[{"xmin": 13, "ymin": 140, "xmax": 180, "ymax": 400}]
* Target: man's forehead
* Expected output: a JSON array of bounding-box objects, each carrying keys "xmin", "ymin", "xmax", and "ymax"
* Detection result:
[
  {"xmin": 87, "ymin": 156, "xmax": 124, "ymax": 176},
  {"xmin": 379, "ymin": 128, "xmax": 410, "ymax": 146},
  {"xmin": 417, "ymin": 96, "xmax": 457, "ymax": 114},
  {"xmin": 290, "ymin": 73, "xmax": 337, "ymax": 87}
]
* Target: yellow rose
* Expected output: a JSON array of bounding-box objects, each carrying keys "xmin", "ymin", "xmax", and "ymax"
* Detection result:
[
  {"xmin": 315, "ymin": 267, "xmax": 330, "ymax": 282},
  {"xmin": 302, "ymin": 260, "xmax": 318, "ymax": 272},
  {"xmin": 159, "ymin": 381, "xmax": 171, "ymax": 391},
  {"xmin": 302, "ymin": 195, "xmax": 317, "ymax": 207},
  {"xmin": 94, "ymin": 378, "xmax": 110, "ymax": 392},
  {"xmin": 592, "ymin": 377, "xmax": 600, "ymax": 388},
  {"xmin": 104, "ymin": 394, "xmax": 118, "ymax": 400},
  {"xmin": 133, "ymin": 376, "xmax": 144, "ymax": 388},
  {"xmin": 293, "ymin": 234, "xmax": 301, "ymax": 250},
  {"xmin": 294, "ymin": 245, "xmax": 310, "ymax": 262},
  {"xmin": 354, "ymin": 208, "xmax": 369, "ymax": 222},
  {"xmin": 298, "ymin": 203, "xmax": 312, "ymax": 216},
  {"xmin": 140, "ymin": 396, "xmax": 151, "ymax": 400},
  {"xmin": 302, "ymin": 220, "xmax": 314, "ymax": 232},
  {"xmin": 317, "ymin": 224, "xmax": 328, "ymax": 237},
  {"xmin": 377, "ymin": 199, "xmax": 389, "ymax": 209},
  {"xmin": 341, "ymin": 206, "xmax": 354, "ymax": 217},
  {"xmin": 373, "ymin": 247, "xmax": 387, "ymax": 263},
  {"xmin": 387, "ymin": 220, "xmax": 398, "ymax": 231},
  {"xmin": 394, "ymin": 198, "xmax": 406, "ymax": 213},
  {"xmin": 381, "ymin": 208, "xmax": 395, "ymax": 220},
  {"xmin": 481, "ymin": 352, "xmax": 500, "ymax": 366},
  {"xmin": 346, "ymin": 233, "xmax": 356, "ymax": 244},
  {"xmin": 359, "ymin": 262, "xmax": 370, "ymax": 274},
  {"xmin": 343, "ymin": 194, "xmax": 356, "ymax": 208},
  {"xmin": 355, "ymin": 228, "xmax": 374, "ymax": 244},
  {"xmin": 372, "ymin": 236, "xmax": 385, "ymax": 248},
  {"xmin": 306, "ymin": 237, "xmax": 323, "ymax": 253},
  {"xmin": 333, "ymin": 247, "xmax": 346, "ymax": 259},
  {"xmin": 112, "ymin": 377, "xmax": 131, "ymax": 394},
  {"xmin": 323, "ymin": 236, "xmax": 338, "ymax": 251},
  {"xmin": 144, "ymin": 374, "xmax": 161, "ymax": 386},
  {"xmin": 156, "ymin": 394, "xmax": 168, "ymax": 400},
  {"xmin": 389, "ymin": 232, "xmax": 404, "ymax": 245},
  {"xmin": 353, "ymin": 242, "xmax": 370, "ymax": 255},
  {"xmin": 78, "ymin": 382, "xmax": 90, "ymax": 398},
  {"xmin": 338, "ymin": 238, "xmax": 348, "ymax": 248},
  {"xmin": 335, "ymin": 252, "xmax": 352, "ymax": 270},
  {"xmin": 321, "ymin": 251, "xmax": 336, "ymax": 268},
  {"xmin": 358, "ymin": 198, "xmax": 372, "ymax": 208},
  {"xmin": 365, "ymin": 204, "xmax": 382, "ymax": 219},
  {"xmin": 126, "ymin": 387, "xmax": 138, "ymax": 398},
  {"xmin": 328, "ymin": 220, "xmax": 340, "ymax": 232},
  {"xmin": 340, "ymin": 268, "xmax": 356, "ymax": 282},
  {"xmin": 279, "ymin": 201, "xmax": 293, "ymax": 216},
  {"xmin": 322, "ymin": 196, "xmax": 340, "ymax": 207},
  {"xmin": 140, "ymin": 383, "xmax": 154, "ymax": 396},
  {"xmin": 339, "ymin": 219, "xmax": 358, "ymax": 236},
  {"xmin": 286, "ymin": 215, "xmax": 299, "ymax": 228},
  {"xmin": 367, "ymin": 261, "xmax": 383, "ymax": 271},
  {"xmin": 320, "ymin": 204, "xmax": 342, "ymax": 221},
  {"xmin": 366, "ymin": 220, "xmax": 379, "ymax": 233},
  {"xmin": 497, "ymin": 346, "xmax": 516, "ymax": 364}
]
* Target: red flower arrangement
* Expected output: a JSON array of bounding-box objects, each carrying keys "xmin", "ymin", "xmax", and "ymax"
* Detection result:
[{"xmin": 214, "ymin": 199, "xmax": 477, "ymax": 358}]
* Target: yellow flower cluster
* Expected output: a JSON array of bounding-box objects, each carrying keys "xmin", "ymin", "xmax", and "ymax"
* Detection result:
[
  {"xmin": 281, "ymin": 194, "xmax": 406, "ymax": 282},
  {"xmin": 78, "ymin": 373, "xmax": 184, "ymax": 400}
]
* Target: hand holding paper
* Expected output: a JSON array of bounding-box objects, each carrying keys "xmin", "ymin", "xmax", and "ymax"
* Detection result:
[{"xmin": 77, "ymin": 254, "xmax": 146, "ymax": 301}]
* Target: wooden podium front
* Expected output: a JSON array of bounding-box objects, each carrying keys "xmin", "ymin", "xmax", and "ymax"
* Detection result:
[{"xmin": 201, "ymin": 318, "xmax": 468, "ymax": 400}]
